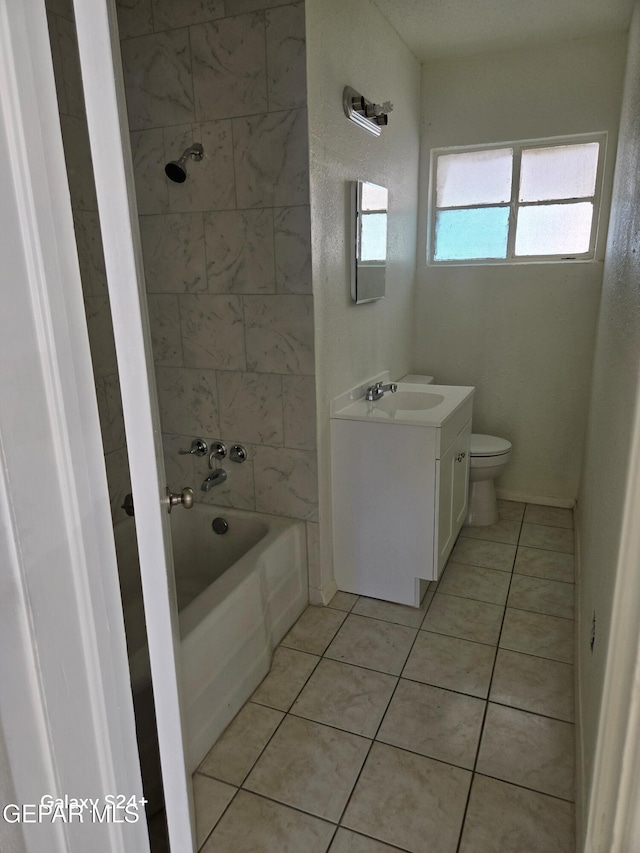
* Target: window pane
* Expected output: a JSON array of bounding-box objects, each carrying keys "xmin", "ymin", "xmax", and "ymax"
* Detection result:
[
  {"xmin": 434, "ymin": 207, "xmax": 509, "ymax": 261},
  {"xmin": 360, "ymin": 212, "xmax": 387, "ymax": 261},
  {"xmin": 361, "ymin": 182, "xmax": 388, "ymax": 211},
  {"xmin": 436, "ymin": 148, "xmax": 513, "ymax": 207},
  {"xmin": 519, "ymin": 143, "xmax": 599, "ymax": 202},
  {"xmin": 515, "ymin": 202, "xmax": 593, "ymax": 256}
]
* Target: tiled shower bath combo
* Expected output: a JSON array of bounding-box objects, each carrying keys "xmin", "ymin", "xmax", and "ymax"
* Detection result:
[
  {"xmin": 47, "ymin": 0, "xmax": 319, "ymax": 545},
  {"xmin": 119, "ymin": 0, "xmax": 319, "ymax": 540}
]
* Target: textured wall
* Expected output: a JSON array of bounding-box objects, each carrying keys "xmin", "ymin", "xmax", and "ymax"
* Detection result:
[
  {"xmin": 306, "ymin": 0, "xmax": 421, "ymax": 601},
  {"xmin": 46, "ymin": 0, "xmax": 130, "ymax": 522},
  {"xmin": 118, "ymin": 0, "xmax": 318, "ymax": 532},
  {"xmin": 414, "ymin": 35, "xmax": 626, "ymax": 503},
  {"xmin": 577, "ymin": 5, "xmax": 640, "ymax": 843}
]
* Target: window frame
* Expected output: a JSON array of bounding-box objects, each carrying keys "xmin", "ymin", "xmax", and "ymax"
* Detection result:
[{"xmin": 427, "ymin": 132, "xmax": 608, "ymax": 266}]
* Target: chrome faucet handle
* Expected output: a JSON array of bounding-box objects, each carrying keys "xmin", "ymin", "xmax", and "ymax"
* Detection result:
[
  {"xmin": 365, "ymin": 383, "xmax": 382, "ymax": 401},
  {"xmin": 230, "ymin": 444, "xmax": 248, "ymax": 463},
  {"xmin": 365, "ymin": 381, "xmax": 396, "ymax": 401},
  {"xmin": 208, "ymin": 441, "xmax": 227, "ymax": 468},
  {"xmin": 179, "ymin": 438, "xmax": 208, "ymax": 457}
]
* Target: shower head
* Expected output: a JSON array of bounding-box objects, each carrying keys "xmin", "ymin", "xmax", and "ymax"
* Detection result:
[{"xmin": 164, "ymin": 143, "xmax": 203, "ymax": 183}]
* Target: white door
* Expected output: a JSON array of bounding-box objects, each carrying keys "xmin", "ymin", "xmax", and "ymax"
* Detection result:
[{"xmin": 72, "ymin": 1, "xmax": 196, "ymax": 849}]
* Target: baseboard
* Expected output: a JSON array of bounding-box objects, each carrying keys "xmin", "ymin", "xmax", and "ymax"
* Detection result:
[{"xmin": 496, "ymin": 488, "xmax": 575, "ymax": 509}]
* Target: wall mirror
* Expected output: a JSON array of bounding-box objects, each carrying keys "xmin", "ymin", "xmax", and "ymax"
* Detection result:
[{"xmin": 351, "ymin": 180, "xmax": 388, "ymax": 303}]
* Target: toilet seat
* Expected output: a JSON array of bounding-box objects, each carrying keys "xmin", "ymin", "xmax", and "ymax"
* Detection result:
[{"xmin": 471, "ymin": 434, "xmax": 511, "ymax": 458}]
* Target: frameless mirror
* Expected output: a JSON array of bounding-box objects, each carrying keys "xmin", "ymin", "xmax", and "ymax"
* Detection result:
[{"xmin": 351, "ymin": 180, "xmax": 388, "ymax": 303}]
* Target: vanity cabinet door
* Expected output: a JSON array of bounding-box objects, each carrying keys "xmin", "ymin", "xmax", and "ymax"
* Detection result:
[
  {"xmin": 435, "ymin": 421, "xmax": 472, "ymax": 575},
  {"xmin": 451, "ymin": 421, "xmax": 472, "ymax": 532}
]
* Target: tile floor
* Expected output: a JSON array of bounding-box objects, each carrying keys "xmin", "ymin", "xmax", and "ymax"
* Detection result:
[{"xmin": 155, "ymin": 500, "xmax": 577, "ymax": 852}]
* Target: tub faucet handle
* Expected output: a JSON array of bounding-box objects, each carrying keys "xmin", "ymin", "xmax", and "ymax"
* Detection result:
[
  {"xmin": 166, "ymin": 486, "xmax": 194, "ymax": 513},
  {"xmin": 209, "ymin": 441, "xmax": 227, "ymax": 468},
  {"xmin": 179, "ymin": 438, "xmax": 208, "ymax": 457}
]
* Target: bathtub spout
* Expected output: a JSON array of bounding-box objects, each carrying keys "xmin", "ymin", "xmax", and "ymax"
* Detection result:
[{"xmin": 201, "ymin": 468, "xmax": 227, "ymax": 491}]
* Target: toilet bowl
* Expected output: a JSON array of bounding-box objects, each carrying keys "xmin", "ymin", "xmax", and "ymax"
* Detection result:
[
  {"xmin": 466, "ymin": 434, "xmax": 512, "ymax": 526},
  {"xmin": 399, "ymin": 373, "xmax": 512, "ymax": 527}
]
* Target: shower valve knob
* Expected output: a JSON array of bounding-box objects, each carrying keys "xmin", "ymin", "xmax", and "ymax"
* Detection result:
[
  {"xmin": 209, "ymin": 441, "xmax": 227, "ymax": 468},
  {"xmin": 230, "ymin": 444, "xmax": 248, "ymax": 463},
  {"xmin": 179, "ymin": 438, "xmax": 208, "ymax": 457}
]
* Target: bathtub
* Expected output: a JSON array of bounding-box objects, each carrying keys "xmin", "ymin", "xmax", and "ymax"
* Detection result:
[{"xmin": 114, "ymin": 504, "xmax": 308, "ymax": 807}]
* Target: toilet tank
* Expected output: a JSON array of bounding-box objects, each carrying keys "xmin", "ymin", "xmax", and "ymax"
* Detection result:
[{"xmin": 400, "ymin": 373, "xmax": 435, "ymax": 385}]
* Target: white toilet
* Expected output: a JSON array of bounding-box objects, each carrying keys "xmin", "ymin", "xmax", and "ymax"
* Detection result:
[
  {"xmin": 466, "ymin": 433, "xmax": 512, "ymax": 526},
  {"xmin": 400, "ymin": 374, "xmax": 512, "ymax": 526}
]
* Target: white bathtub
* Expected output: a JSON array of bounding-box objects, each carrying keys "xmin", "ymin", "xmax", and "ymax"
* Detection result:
[{"xmin": 114, "ymin": 504, "xmax": 308, "ymax": 806}]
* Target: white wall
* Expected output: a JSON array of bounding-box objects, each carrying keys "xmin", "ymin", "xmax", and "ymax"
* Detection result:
[
  {"xmin": 578, "ymin": 5, "xmax": 640, "ymax": 848},
  {"xmin": 414, "ymin": 35, "xmax": 626, "ymax": 503},
  {"xmin": 306, "ymin": 0, "xmax": 421, "ymax": 601}
]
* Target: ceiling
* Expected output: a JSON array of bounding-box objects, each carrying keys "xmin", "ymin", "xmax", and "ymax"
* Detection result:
[{"xmin": 370, "ymin": 0, "xmax": 634, "ymax": 60}]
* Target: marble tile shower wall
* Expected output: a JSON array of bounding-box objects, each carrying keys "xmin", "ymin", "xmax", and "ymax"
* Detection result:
[
  {"xmin": 46, "ymin": 0, "xmax": 131, "ymax": 522},
  {"xmin": 117, "ymin": 0, "xmax": 319, "ymax": 535}
]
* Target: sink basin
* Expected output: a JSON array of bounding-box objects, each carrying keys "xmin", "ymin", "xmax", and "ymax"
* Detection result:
[
  {"xmin": 331, "ymin": 378, "xmax": 474, "ymax": 429},
  {"xmin": 376, "ymin": 391, "xmax": 445, "ymax": 412}
]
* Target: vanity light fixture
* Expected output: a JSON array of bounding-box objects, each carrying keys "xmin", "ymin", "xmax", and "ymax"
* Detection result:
[{"xmin": 343, "ymin": 86, "xmax": 393, "ymax": 137}]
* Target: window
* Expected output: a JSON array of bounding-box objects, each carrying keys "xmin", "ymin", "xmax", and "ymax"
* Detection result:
[{"xmin": 429, "ymin": 135, "xmax": 605, "ymax": 264}]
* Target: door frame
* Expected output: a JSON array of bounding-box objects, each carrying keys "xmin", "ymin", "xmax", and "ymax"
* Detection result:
[
  {"xmin": 0, "ymin": 1, "xmax": 148, "ymax": 850},
  {"xmin": 584, "ymin": 389, "xmax": 640, "ymax": 851},
  {"xmin": 72, "ymin": 0, "xmax": 196, "ymax": 848}
]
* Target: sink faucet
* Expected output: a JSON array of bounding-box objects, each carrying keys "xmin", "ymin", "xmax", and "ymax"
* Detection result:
[
  {"xmin": 201, "ymin": 468, "xmax": 227, "ymax": 492},
  {"xmin": 365, "ymin": 381, "xmax": 398, "ymax": 402}
]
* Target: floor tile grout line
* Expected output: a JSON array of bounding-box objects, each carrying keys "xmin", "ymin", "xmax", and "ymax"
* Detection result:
[
  {"xmin": 431, "ymin": 586, "xmax": 514, "ymax": 609},
  {"xmin": 199, "ymin": 621, "xmax": 328, "ymax": 807},
  {"xmin": 332, "ymin": 609, "xmax": 427, "ymax": 829},
  {"xmin": 283, "ymin": 709, "xmax": 377, "ymax": 741},
  {"xmin": 504, "ymin": 602, "xmax": 575, "ymax": 621},
  {"xmin": 325, "ymin": 825, "xmax": 340, "ymax": 852},
  {"xmin": 206, "ymin": 603, "xmax": 395, "ymax": 839},
  {"xmin": 517, "ymin": 543, "xmax": 575, "ymax": 556},
  {"xmin": 471, "ymin": 769, "xmax": 576, "ymax": 805},
  {"xmin": 281, "ymin": 603, "xmax": 352, "ymax": 658},
  {"xmin": 454, "ymin": 506, "xmax": 523, "ymax": 853},
  {"xmin": 326, "ymin": 609, "xmax": 428, "ymax": 632},
  {"xmin": 331, "ymin": 826, "xmax": 410, "ymax": 853},
  {"xmin": 277, "ymin": 669, "xmax": 581, "ymax": 751},
  {"xmin": 502, "ymin": 603, "xmax": 575, "ymax": 623},
  {"xmin": 418, "ymin": 622, "xmax": 503, "ymax": 649},
  {"xmin": 195, "ymin": 732, "xmax": 575, "ymax": 849},
  {"xmin": 255, "ymin": 655, "xmax": 576, "ymax": 734},
  {"xmin": 217, "ymin": 786, "xmax": 341, "ymax": 830},
  {"xmin": 195, "ymin": 780, "xmax": 240, "ymax": 852},
  {"xmin": 481, "ymin": 698, "xmax": 575, "ymax": 726},
  {"xmin": 512, "ymin": 571, "xmax": 576, "ymax": 585},
  {"xmin": 217, "ymin": 589, "xmax": 572, "ymax": 825}
]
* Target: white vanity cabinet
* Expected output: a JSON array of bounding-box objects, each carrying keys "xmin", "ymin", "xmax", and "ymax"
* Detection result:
[{"xmin": 330, "ymin": 381, "xmax": 473, "ymax": 607}]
